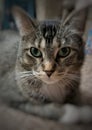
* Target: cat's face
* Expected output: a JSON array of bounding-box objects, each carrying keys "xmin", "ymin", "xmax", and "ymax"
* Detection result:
[
  {"xmin": 13, "ymin": 7, "xmax": 84, "ymax": 85},
  {"xmin": 19, "ymin": 20, "xmax": 84, "ymax": 84}
]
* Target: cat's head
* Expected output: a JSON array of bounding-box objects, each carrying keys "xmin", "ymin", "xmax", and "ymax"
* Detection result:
[{"xmin": 13, "ymin": 6, "xmax": 85, "ymax": 84}]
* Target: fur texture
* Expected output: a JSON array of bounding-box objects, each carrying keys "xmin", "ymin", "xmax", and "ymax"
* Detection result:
[{"xmin": 12, "ymin": 7, "xmax": 85, "ymax": 104}]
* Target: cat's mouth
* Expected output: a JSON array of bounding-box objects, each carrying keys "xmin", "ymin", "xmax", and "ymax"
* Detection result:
[
  {"xmin": 41, "ymin": 78, "xmax": 60, "ymax": 84},
  {"xmin": 37, "ymin": 74, "xmax": 61, "ymax": 84},
  {"xmin": 33, "ymin": 71, "xmax": 62, "ymax": 84}
]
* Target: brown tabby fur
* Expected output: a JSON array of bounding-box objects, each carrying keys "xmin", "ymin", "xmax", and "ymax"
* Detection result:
[{"xmin": 12, "ymin": 7, "xmax": 86, "ymax": 104}]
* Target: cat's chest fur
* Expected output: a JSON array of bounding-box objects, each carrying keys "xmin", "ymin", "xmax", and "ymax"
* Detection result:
[
  {"xmin": 40, "ymin": 82, "xmax": 79, "ymax": 103},
  {"xmin": 16, "ymin": 65, "xmax": 80, "ymax": 104}
]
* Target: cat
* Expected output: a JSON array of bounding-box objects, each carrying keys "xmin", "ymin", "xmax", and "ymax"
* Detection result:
[
  {"xmin": 13, "ymin": 6, "xmax": 85, "ymax": 104},
  {"xmin": 0, "ymin": 4, "xmax": 92, "ymax": 124}
]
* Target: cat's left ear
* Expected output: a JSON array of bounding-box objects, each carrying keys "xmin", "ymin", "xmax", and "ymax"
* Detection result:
[
  {"xmin": 62, "ymin": 9, "xmax": 87, "ymax": 36},
  {"xmin": 12, "ymin": 6, "xmax": 37, "ymax": 36}
]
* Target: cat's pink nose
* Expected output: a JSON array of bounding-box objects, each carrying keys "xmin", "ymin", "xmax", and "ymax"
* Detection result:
[{"xmin": 45, "ymin": 71, "xmax": 54, "ymax": 77}]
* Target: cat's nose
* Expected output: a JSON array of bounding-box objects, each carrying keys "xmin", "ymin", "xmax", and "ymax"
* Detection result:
[
  {"xmin": 45, "ymin": 70, "xmax": 54, "ymax": 77},
  {"xmin": 42, "ymin": 60, "xmax": 56, "ymax": 77}
]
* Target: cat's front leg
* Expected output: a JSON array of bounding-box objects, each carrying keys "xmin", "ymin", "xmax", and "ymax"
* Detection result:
[
  {"xmin": 11, "ymin": 101, "xmax": 92, "ymax": 124},
  {"xmin": 13, "ymin": 102, "xmax": 63, "ymax": 119}
]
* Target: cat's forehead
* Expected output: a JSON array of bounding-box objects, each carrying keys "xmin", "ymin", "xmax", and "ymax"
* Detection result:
[
  {"xmin": 39, "ymin": 20, "xmax": 60, "ymax": 36},
  {"xmin": 36, "ymin": 20, "xmax": 61, "ymax": 48},
  {"xmin": 34, "ymin": 20, "xmax": 82, "ymax": 49}
]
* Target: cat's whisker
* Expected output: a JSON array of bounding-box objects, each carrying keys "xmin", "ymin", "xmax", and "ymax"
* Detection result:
[
  {"xmin": 59, "ymin": 73, "xmax": 80, "ymax": 88},
  {"xmin": 16, "ymin": 73, "xmax": 34, "ymax": 79},
  {"xmin": 64, "ymin": 76, "xmax": 79, "ymax": 87},
  {"xmin": 64, "ymin": 77, "xmax": 79, "ymax": 83},
  {"xmin": 57, "ymin": 71, "xmax": 65, "ymax": 74},
  {"xmin": 64, "ymin": 73, "xmax": 80, "ymax": 78},
  {"xmin": 18, "ymin": 71, "xmax": 33, "ymax": 75},
  {"xmin": 67, "ymin": 74, "xmax": 80, "ymax": 80},
  {"xmin": 20, "ymin": 74, "xmax": 34, "ymax": 78},
  {"xmin": 62, "ymin": 78, "xmax": 73, "ymax": 88},
  {"xmin": 17, "ymin": 70, "xmax": 40, "ymax": 77},
  {"xmin": 16, "ymin": 70, "xmax": 43, "ymax": 82},
  {"xmin": 57, "ymin": 73, "xmax": 65, "ymax": 76},
  {"xmin": 65, "ymin": 75, "xmax": 80, "ymax": 80},
  {"xmin": 19, "ymin": 71, "xmax": 32, "ymax": 73},
  {"xmin": 17, "ymin": 73, "xmax": 33, "ymax": 78},
  {"xmin": 61, "ymin": 78, "xmax": 70, "ymax": 87},
  {"xmin": 58, "ymin": 73, "xmax": 80, "ymax": 83},
  {"xmin": 19, "ymin": 76, "xmax": 36, "ymax": 83}
]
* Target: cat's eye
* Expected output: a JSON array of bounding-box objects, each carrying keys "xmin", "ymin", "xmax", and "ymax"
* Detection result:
[
  {"xmin": 30, "ymin": 47, "xmax": 42, "ymax": 58},
  {"xmin": 58, "ymin": 47, "xmax": 71, "ymax": 58}
]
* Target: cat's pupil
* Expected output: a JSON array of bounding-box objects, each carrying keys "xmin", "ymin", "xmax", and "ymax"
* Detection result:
[{"xmin": 30, "ymin": 47, "xmax": 42, "ymax": 58}]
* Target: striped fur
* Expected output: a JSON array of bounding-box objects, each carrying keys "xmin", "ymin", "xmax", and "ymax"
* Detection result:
[{"xmin": 13, "ymin": 6, "xmax": 85, "ymax": 104}]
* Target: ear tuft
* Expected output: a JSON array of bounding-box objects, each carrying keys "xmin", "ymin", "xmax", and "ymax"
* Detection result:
[{"xmin": 12, "ymin": 6, "xmax": 36, "ymax": 36}]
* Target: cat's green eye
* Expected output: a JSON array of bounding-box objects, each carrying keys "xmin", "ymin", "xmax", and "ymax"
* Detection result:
[
  {"xmin": 58, "ymin": 47, "xmax": 71, "ymax": 58},
  {"xmin": 30, "ymin": 47, "xmax": 42, "ymax": 58}
]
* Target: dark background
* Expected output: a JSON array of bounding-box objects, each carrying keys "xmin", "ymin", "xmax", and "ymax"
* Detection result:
[{"xmin": 1, "ymin": 0, "xmax": 36, "ymax": 30}]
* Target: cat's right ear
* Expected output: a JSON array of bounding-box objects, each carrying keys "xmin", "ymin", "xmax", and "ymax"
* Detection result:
[
  {"xmin": 62, "ymin": 9, "xmax": 87, "ymax": 36},
  {"xmin": 12, "ymin": 6, "xmax": 37, "ymax": 36}
]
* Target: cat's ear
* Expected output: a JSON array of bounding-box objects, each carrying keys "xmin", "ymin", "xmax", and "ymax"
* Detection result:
[
  {"xmin": 62, "ymin": 9, "xmax": 87, "ymax": 36},
  {"xmin": 12, "ymin": 6, "xmax": 37, "ymax": 36}
]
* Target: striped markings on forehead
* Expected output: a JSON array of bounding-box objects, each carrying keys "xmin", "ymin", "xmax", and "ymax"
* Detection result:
[
  {"xmin": 36, "ymin": 21, "xmax": 61, "ymax": 48},
  {"xmin": 41, "ymin": 21, "xmax": 58, "ymax": 46}
]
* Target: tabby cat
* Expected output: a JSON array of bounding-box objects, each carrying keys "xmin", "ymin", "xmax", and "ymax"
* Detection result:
[
  {"xmin": 13, "ymin": 6, "xmax": 85, "ymax": 104},
  {"xmin": 0, "ymin": 4, "xmax": 92, "ymax": 124}
]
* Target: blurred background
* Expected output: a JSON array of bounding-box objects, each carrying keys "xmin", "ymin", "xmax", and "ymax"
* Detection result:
[
  {"xmin": 0, "ymin": 0, "xmax": 36, "ymax": 30},
  {"xmin": 0, "ymin": 0, "xmax": 73, "ymax": 29}
]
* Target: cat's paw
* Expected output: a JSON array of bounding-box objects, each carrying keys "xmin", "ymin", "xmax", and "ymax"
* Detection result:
[
  {"xmin": 17, "ymin": 102, "xmax": 63, "ymax": 119},
  {"xmin": 59, "ymin": 104, "xmax": 92, "ymax": 124}
]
